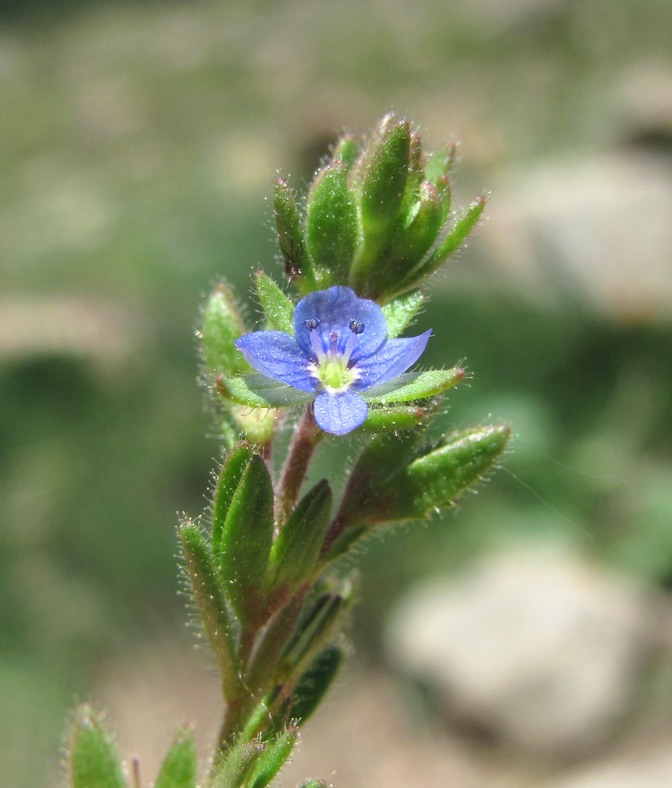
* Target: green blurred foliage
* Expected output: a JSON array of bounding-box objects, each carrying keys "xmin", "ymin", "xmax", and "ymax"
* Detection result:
[{"xmin": 1, "ymin": 0, "xmax": 671, "ymax": 785}]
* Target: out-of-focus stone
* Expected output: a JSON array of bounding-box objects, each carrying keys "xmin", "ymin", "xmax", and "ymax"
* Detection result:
[
  {"xmin": 480, "ymin": 152, "xmax": 672, "ymax": 324},
  {"xmin": 386, "ymin": 547, "xmax": 654, "ymax": 757},
  {"xmin": 546, "ymin": 741, "xmax": 672, "ymax": 788}
]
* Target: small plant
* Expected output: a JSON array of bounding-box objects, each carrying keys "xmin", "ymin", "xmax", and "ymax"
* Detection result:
[{"xmin": 65, "ymin": 113, "xmax": 509, "ymax": 787}]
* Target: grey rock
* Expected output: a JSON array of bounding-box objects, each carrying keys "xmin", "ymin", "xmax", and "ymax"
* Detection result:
[
  {"xmin": 386, "ymin": 547, "xmax": 654, "ymax": 757},
  {"xmin": 480, "ymin": 152, "xmax": 672, "ymax": 324}
]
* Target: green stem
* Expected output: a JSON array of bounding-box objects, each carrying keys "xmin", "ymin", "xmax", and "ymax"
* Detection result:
[{"xmin": 276, "ymin": 407, "xmax": 324, "ymax": 525}]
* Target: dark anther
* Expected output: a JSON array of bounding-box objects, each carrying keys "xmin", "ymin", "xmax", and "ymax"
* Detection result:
[
  {"xmin": 349, "ymin": 319, "xmax": 365, "ymax": 334},
  {"xmin": 303, "ymin": 318, "xmax": 320, "ymax": 330}
]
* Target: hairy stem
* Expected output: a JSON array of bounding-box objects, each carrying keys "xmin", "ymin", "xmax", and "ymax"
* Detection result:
[{"xmin": 276, "ymin": 407, "xmax": 324, "ymax": 524}]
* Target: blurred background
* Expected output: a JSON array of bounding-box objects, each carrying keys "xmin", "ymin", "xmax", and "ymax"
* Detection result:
[{"xmin": 2, "ymin": 0, "xmax": 672, "ymax": 785}]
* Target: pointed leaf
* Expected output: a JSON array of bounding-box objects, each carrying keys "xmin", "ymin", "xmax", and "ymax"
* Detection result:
[
  {"xmin": 381, "ymin": 290, "xmax": 424, "ymax": 337},
  {"xmin": 220, "ymin": 374, "xmax": 314, "ymax": 409},
  {"xmin": 305, "ymin": 161, "xmax": 359, "ymax": 286},
  {"xmin": 68, "ymin": 704, "xmax": 125, "ymax": 788},
  {"xmin": 360, "ymin": 404, "xmax": 427, "ymax": 432},
  {"xmin": 267, "ymin": 480, "xmax": 332, "ymax": 594},
  {"xmin": 247, "ymin": 726, "xmax": 299, "ymax": 788},
  {"xmin": 155, "ymin": 727, "xmax": 197, "ymax": 788},
  {"xmin": 219, "ymin": 454, "xmax": 275, "ymax": 624},
  {"xmin": 255, "ymin": 272, "xmax": 295, "ymax": 334},
  {"xmin": 274, "ymin": 176, "xmax": 307, "ymax": 285},
  {"xmin": 280, "ymin": 588, "xmax": 352, "ymax": 679},
  {"xmin": 397, "ymin": 423, "xmax": 511, "ymax": 517},
  {"xmin": 201, "ymin": 285, "xmax": 249, "ymax": 377},
  {"xmin": 363, "ymin": 368, "xmax": 465, "ymax": 405},
  {"xmin": 180, "ymin": 520, "xmax": 238, "ymax": 696},
  {"xmin": 287, "ymin": 646, "xmax": 343, "ymax": 725},
  {"xmin": 210, "ymin": 739, "xmax": 264, "ymax": 788},
  {"xmin": 400, "ymin": 194, "xmax": 486, "ymax": 291},
  {"xmin": 332, "ymin": 133, "xmax": 359, "ymax": 170},
  {"xmin": 350, "ymin": 115, "xmax": 411, "ymax": 289},
  {"xmin": 212, "ymin": 443, "xmax": 255, "ymax": 552}
]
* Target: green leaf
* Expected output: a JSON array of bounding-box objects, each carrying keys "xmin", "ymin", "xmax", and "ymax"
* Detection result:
[
  {"xmin": 381, "ymin": 290, "xmax": 424, "ymax": 337},
  {"xmin": 247, "ymin": 726, "xmax": 299, "ymax": 788},
  {"xmin": 305, "ymin": 161, "xmax": 359, "ymax": 286},
  {"xmin": 280, "ymin": 588, "xmax": 352, "ymax": 680},
  {"xmin": 397, "ymin": 423, "xmax": 511, "ymax": 517},
  {"xmin": 363, "ymin": 369, "xmax": 464, "ymax": 405},
  {"xmin": 255, "ymin": 271, "xmax": 295, "ymax": 334},
  {"xmin": 332, "ymin": 133, "xmax": 359, "ymax": 170},
  {"xmin": 221, "ymin": 374, "xmax": 313, "ymax": 409},
  {"xmin": 287, "ymin": 646, "xmax": 343, "ymax": 725},
  {"xmin": 274, "ymin": 177, "xmax": 308, "ymax": 286},
  {"xmin": 210, "ymin": 739, "xmax": 264, "ymax": 788},
  {"xmin": 299, "ymin": 781, "xmax": 328, "ymax": 788},
  {"xmin": 179, "ymin": 520, "xmax": 238, "ymax": 696},
  {"xmin": 212, "ymin": 443, "xmax": 255, "ymax": 552},
  {"xmin": 424, "ymin": 143, "xmax": 457, "ymax": 184},
  {"xmin": 155, "ymin": 727, "xmax": 197, "ymax": 788},
  {"xmin": 201, "ymin": 285, "xmax": 249, "ymax": 377},
  {"xmin": 68, "ymin": 704, "xmax": 125, "ymax": 788},
  {"xmin": 219, "ymin": 454, "xmax": 275, "ymax": 624},
  {"xmin": 389, "ymin": 180, "xmax": 444, "ymax": 269},
  {"xmin": 400, "ymin": 194, "xmax": 486, "ymax": 291},
  {"xmin": 360, "ymin": 404, "xmax": 427, "ymax": 432},
  {"xmin": 350, "ymin": 114, "xmax": 411, "ymax": 290},
  {"xmin": 267, "ymin": 480, "xmax": 332, "ymax": 595}
]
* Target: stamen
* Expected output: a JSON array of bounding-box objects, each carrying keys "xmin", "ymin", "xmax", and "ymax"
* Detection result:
[
  {"xmin": 349, "ymin": 319, "xmax": 365, "ymax": 334},
  {"xmin": 342, "ymin": 330, "xmax": 359, "ymax": 364},
  {"xmin": 303, "ymin": 318, "xmax": 320, "ymax": 331},
  {"xmin": 309, "ymin": 329, "xmax": 324, "ymax": 361}
]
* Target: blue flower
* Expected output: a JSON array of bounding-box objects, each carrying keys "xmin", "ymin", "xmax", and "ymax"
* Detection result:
[{"xmin": 235, "ymin": 286, "xmax": 431, "ymax": 435}]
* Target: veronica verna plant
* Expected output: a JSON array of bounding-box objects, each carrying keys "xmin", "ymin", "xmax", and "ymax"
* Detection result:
[{"xmin": 65, "ymin": 113, "xmax": 510, "ymax": 787}]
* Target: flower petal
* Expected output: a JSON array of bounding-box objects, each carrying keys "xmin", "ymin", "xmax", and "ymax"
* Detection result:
[
  {"xmin": 353, "ymin": 330, "xmax": 432, "ymax": 390},
  {"xmin": 313, "ymin": 389, "xmax": 369, "ymax": 435},
  {"xmin": 235, "ymin": 330, "xmax": 317, "ymax": 392},
  {"xmin": 293, "ymin": 286, "xmax": 387, "ymax": 361}
]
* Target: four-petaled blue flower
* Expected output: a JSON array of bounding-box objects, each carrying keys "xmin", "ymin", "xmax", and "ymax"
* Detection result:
[{"xmin": 235, "ymin": 286, "xmax": 431, "ymax": 435}]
